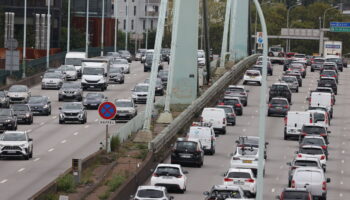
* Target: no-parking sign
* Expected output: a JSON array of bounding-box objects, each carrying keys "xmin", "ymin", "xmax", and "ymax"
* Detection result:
[{"xmin": 98, "ymin": 102, "xmax": 117, "ymax": 120}]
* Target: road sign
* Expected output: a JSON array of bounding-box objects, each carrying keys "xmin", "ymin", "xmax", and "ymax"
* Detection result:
[
  {"xmin": 330, "ymin": 22, "xmax": 350, "ymax": 32},
  {"xmin": 330, "ymin": 26, "xmax": 350, "ymax": 32},
  {"xmin": 99, "ymin": 120, "xmax": 116, "ymax": 125},
  {"xmin": 330, "ymin": 22, "xmax": 350, "ymax": 27},
  {"xmin": 256, "ymin": 32, "xmax": 263, "ymax": 44},
  {"xmin": 98, "ymin": 102, "xmax": 117, "ymax": 120},
  {"xmin": 5, "ymin": 38, "xmax": 18, "ymax": 50}
]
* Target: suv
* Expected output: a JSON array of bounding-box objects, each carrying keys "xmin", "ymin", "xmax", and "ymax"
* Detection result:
[
  {"xmin": 59, "ymin": 102, "xmax": 87, "ymax": 124},
  {"xmin": 325, "ymin": 57, "xmax": 343, "ymax": 72},
  {"xmin": 203, "ymin": 185, "xmax": 248, "ymax": 200},
  {"xmin": 132, "ymin": 83, "xmax": 150, "ymax": 104},
  {"xmin": 276, "ymin": 188, "xmax": 313, "ymax": 200},
  {"xmin": 83, "ymin": 93, "xmax": 107, "ymax": 109},
  {"xmin": 27, "ymin": 96, "xmax": 52, "ymax": 116},
  {"xmin": 267, "ymin": 97, "xmax": 290, "ymax": 117},
  {"xmin": 0, "ymin": 131, "xmax": 33, "ymax": 160},
  {"xmin": 114, "ymin": 99, "xmax": 137, "ymax": 120},
  {"xmin": 284, "ymin": 71, "xmax": 302, "ymax": 87},
  {"xmin": 222, "ymin": 96, "xmax": 243, "ymax": 115},
  {"xmin": 281, "ymin": 76, "xmax": 299, "ymax": 92},
  {"xmin": 41, "ymin": 72, "xmax": 64, "ymax": 89},
  {"xmin": 59, "ymin": 65, "xmax": 78, "ymax": 81},
  {"xmin": 235, "ymin": 136, "xmax": 268, "ymax": 159},
  {"xmin": 158, "ymin": 70, "xmax": 169, "ymax": 87},
  {"xmin": 0, "ymin": 109, "xmax": 17, "ymax": 132},
  {"xmin": 171, "ymin": 138, "xmax": 204, "ymax": 167},
  {"xmin": 301, "ymin": 123, "xmax": 329, "ymax": 143},
  {"xmin": 131, "ymin": 186, "xmax": 174, "ymax": 200},
  {"xmin": 224, "ymin": 85, "xmax": 249, "ymax": 106},
  {"xmin": 223, "ymin": 168, "xmax": 256, "ymax": 197},
  {"xmin": 58, "ymin": 82, "xmax": 83, "ymax": 102},
  {"xmin": 150, "ymin": 164, "xmax": 188, "ymax": 193},
  {"xmin": 320, "ymin": 70, "xmax": 338, "ymax": 83},
  {"xmin": 0, "ymin": 91, "xmax": 10, "ymax": 108},
  {"xmin": 269, "ymin": 83, "xmax": 292, "ymax": 103},
  {"xmin": 10, "ymin": 104, "xmax": 33, "ymax": 124},
  {"xmin": 108, "ymin": 67, "xmax": 125, "ymax": 84},
  {"xmin": 188, "ymin": 123, "xmax": 216, "ymax": 154},
  {"xmin": 216, "ymin": 105, "xmax": 236, "ymax": 126},
  {"xmin": 7, "ymin": 85, "xmax": 31, "ymax": 104}
]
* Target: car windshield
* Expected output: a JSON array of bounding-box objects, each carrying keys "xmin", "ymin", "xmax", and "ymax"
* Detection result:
[
  {"xmin": 65, "ymin": 58, "xmax": 82, "ymax": 66},
  {"xmin": 155, "ymin": 167, "xmax": 181, "ymax": 176},
  {"xmin": 137, "ymin": 189, "xmax": 164, "ymax": 198},
  {"xmin": 314, "ymin": 59, "xmax": 325, "ymax": 63},
  {"xmin": 295, "ymin": 54, "xmax": 305, "ymax": 58},
  {"xmin": 302, "ymin": 138, "xmax": 324, "ymax": 146},
  {"xmin": 300, "ymin": 148, "xmax": 323, "ymax": 155},
  {"xmin": 294, "ymin": 160, "xmax": 318, "ymax": 167},
  {"xmin": 63, "ymin": 103, "xmax": 82, "ymax": 110},
  {"xmin": 83, "ymin": 67, "xmax": 104, "ymax": 75},
  {"xmin": 0, "ymin": 133, "xmax": 26, "ymax": 141},
  {"xmin": 321, "ymin": 71, "xmax": 336, "ymax": 76},
  {"xmin": 246, "ymin": 71, "xmax": 260, "ymax": 76},
  {"xmin": 113, "ymin": 59, "xmax": 128, "ymax": 64},
  {"xmin": 210, "ymin": 190, "xmax": 242, "ymax": 198},
  {"xmin": 28, "ymin": 97, "xmax": 44, "ymax": 104},
  {"xmin": 86, "ymin": 93, "xmax": 103, "ymax": 99},
  {"xmin": 216, "ymin": 106, "xmax": 233, "ymax": 114},
  {"xmin": 237, "ymin": 147, "xmax": 258, "ymax": 156},
  {"xmin": 134, "ymin": 85, "xmax": 149, "ymax": 92},
  {"xmin": 63, "ymin": 65, "xmax": 76, "ymax": 71},
  {"xmin": 282, "ymin": 77, "xmax": 296, "ymax": 82},
  {"xmin": 158, "ymin": 70, "xmax": 168, "ymax": 77},
  {"xmin": 283, "ymin": 191, "xmax": 310, "ymax": 200},
  {"xmin": 227, "ymin": 172, "xmax": 251, "ymax": 179},
  {"xmin": 270, "ymin": 99, "xmax": 288, "ymax": 105},
  {"xmin": 302, "ymin": 126, "xmax": 326, "ymax": 134},
  {"xmin": 326, "ymin": 58, "xmax": 340, "ymax": 63},
  {"xmin": 9, "ymin": 85, "xmax": 27, "ymax": 92},
  {"xmin": 115, "ymin": 101, "xmax": 133, "ymax": 107},
  {"xmin": 11, "ymin": 105, "xmax": 29, "ymax": 111},
  {"xmin": 271, "ymin": 85, "xmax": 288, "ymax": 90},
  {"xmin": 44, "ymin": 73, "xmax": 61, "ymax": 78},
  {"xmin": 110, "ymin": 67, "xmax": 123, "ymax": 73},
  {"xmin": 239, "ymin": 137, "xmax": 259, "ymax": 146},
  {"xmin": 223, "ymin": 98, "xmax": 239, "ymax": 105},
  {"xmin": 314, "ymin": 113, "xmax": 325, "ymax": 122},
  {"xmin": 176, "ymin": 141, "xmax": 197, "ymax": 151},
  {"xmin": 62, "ymin": 83, "xmax": 80, "ymax": 89},
  {"xmin": 270, "ymin": 47, "xmax": 282, "ymax": 52},
  {"xmin": 226, "ymin": 88, "xmax": 244, "ymax": 93},
  {"xmin": 0, "ymin": 109, "xmax": 11, "ymax": 116}
]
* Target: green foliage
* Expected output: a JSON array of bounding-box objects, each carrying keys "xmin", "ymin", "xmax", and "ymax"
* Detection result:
[
  {"xmin": 38, "ymin": 193, "xmax": 58, "ymax": 200},
  {"xmin": 57, "ymin": 174, "xmax": 76, "ymax": 193},
  {"xmin": 133, "ymin": 149, "xmax": 148, "ymax": 160},
  {"xmin": 110, "ymin": 136, "xmax": 121, "ymax": 152},
  {"xmin": 99, "ymin": 175, "xmax": 126, "ymax": 199}
]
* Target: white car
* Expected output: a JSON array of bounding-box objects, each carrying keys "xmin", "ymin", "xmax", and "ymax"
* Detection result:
[
  {"xmin": 187, "ymin": 123, "xmax": 216, "ymax": 155},
  {"xmin": 198, "ymin": 50, "xmax": 206, "ymax": 66},
  {"xmin": 201, "ymin": 107, "xmax": 227, "ymax": 134},
  {"xmin": 131, "ymin": 185, "xmax": 174, "ymax": 200},
  {"xmin": 114, "ymin": 99, "xmax": 137, "ymax": 120},
  {"xmin": 0, "ymin": 131, "xmax": 33, "ymax": 160},
  {"xmin": 59, "ymin": 65, "xmax": 78, "ymax": 81},
  {"xmin": 230, "ymin": 146, "xmax": 265, "ymax": 177},
  {"xmin": 150, "ymin": 163, "xmax": 188, "ymax": 193},
  {"xmin": 308, "ymin": 110, "xmax": 330, "ymax": 128},
  {"xmin": 243, "ymin": 70, "xmax": 262, "ymax": 85},
  {"xmin": 7, "ymin": 85, "xmax": 31, "ymax": 104},
  {"xmin": 41, "ymin": 72, "xmax": 64, "ymax": 90},
  {"xmin": 296, "ymin": 145, "xmax": 327, "ymax": 167},
  {"xmin": 287, "ymin": 157, "xmax": 324, "ymax": 187},
  {"xmin": 223, "ymin": 168, "xmax": 256, "ymax": 197},
  {"xmin": 132, "ymin": 83, "xmax": 149, "ymax": 104},
  {"xmin": 111, "ymin": 58, "xmax": 130, "ymax": 74}
]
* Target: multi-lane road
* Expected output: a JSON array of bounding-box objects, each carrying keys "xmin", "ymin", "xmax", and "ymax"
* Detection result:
[
  {"xmin": 0, "ymin": 61, "xmax": 158, "ymax": 200},
  {"xmin": 144, "ymin": 62, "xmax": 350, "ymax": 199}
]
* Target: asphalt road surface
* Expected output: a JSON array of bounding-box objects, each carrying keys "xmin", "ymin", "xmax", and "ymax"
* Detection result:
[
  {"xmin": 144, "ymin": 63, "xmax": 350, "ymax": 200},
  {"xmin": 0, "ymin": 61, "xmax": 159, "ymax": 200}
]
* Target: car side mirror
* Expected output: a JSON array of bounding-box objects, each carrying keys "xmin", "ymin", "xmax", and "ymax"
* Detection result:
[
  {"xmin": 306, "ymin": 97, "xmax": 310, "ymax": 101},
  {"xmin": 295, "ymin": 151, "xmax": 299, "ymax": 154},
  {"xmin": 13, "ymin": 113, "xmax": 17, "ymax": 116},
  {"xmin": 29, "ymin": 138, "xmax": 33, "ymax": 142},
  {"xmin": 221, "ymin": 172, "xmax": 227, "ymax": 177},
  {"xmin": 327, "ymin": 131, "xmax": 331, "ymax": 134},
  {"xmin": 286, "ymin": 162, "xmax": 291, "ymax": 166},
  {"xmin": 327, "ymin": 178, "xmax": 331, "ymax": 183},
  {"xmin": 203, "ymin": 191, "xmax": 210, "ymax": 196},
  {"xmin": 235, "ymin": 140, "xmax": 239, "ymax": 144},
  {"xmin": 183, "ymin": 170, "xmax": 188, "ymax": 174},
  {"xmin": 59, "ymin": 107, "xmax": 62, "ymax": 110}
]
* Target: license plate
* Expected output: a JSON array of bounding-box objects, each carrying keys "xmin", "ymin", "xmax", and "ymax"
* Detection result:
[
  {"xmin": 90, "ymin": 104, "xmax": 97, "ymax": 106},
  {"xmin": 233, "ymin": 181, "xmax": 244, "ymax": 185},
  {"xmin": 180, "ymin": 154, "xmax": 191, "ymax": 158},
  {"xmin": 162, "ymin": 176, "xmax": 173, "ymax": 179},
  {"xmin": 119, "ymin": 114, "xmax": 127, "ymax": 116},
  {"xmin": 243, "ymin": 160, "xmax": 252, "ymax": 164},
  {"xmin": 325, "ymin": 84, "xmax": 331, "ymax": 86},
  {"xmin": 90, "ymin": 86, "xmax": 95, "ymax": 88},
  {"xmin": 276, "ymin": 106, "xmax": 282, "ymax": 109},
  {"xmin": 7, "ymin": 150, "xmax": 16, "ymax": 154}
]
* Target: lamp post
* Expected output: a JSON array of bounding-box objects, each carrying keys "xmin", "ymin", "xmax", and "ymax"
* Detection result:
[
  {"xmin": 22, "ymin": 0, "xmax": 27, "ymax": 78},
  {"xmin": 125, "ymin": 0, "xmax": 129, "ymax": 50},
  {"xmin": 145, "ymin": 0, "xmax": 149, "ymax": 49},
  {"xmin": 67, "ymin": 0, "xmax": 71, "ymax": 52},
  {"xmin": 46, "ymin": 0, "xmax": 51, "ymax": 69},
  {"xmin": 85, "ymin": 0, "xmax": 90, "ymax": 56},
  {"xmin": 254, "ymin": 1, "xmax": 273, "ymax": 53},
  {"xmin": 101, "ymin": 0, "xmax": 105, "ymax": 56},
  {"xmin": 114, "ymin": 0, "xmax": 118, "ymax": 52},
  {"xmin": 323, "ymin": 5, "xmax": 339, "ymax": 29},
  {"xmin": 286, "ymin": 2, "xmax": 301, "ymax": 52}
]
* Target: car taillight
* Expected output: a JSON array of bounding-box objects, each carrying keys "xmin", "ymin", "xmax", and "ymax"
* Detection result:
[
  {"xmin": 231, "ymin": 113, "xmax": 235, "ymax": 117},
  {"xmin": 245, "ymin": 178, "xmax": 255, "ymax": 183},
  {"xmin": 223, "ymin": 118, "xmax": 226, "ymax": 124},
  {"xmin": 284, "ymin": 105, "xmax": 289, "ymax": 109},
  {"xmin": 320, "ymin": 155, "xmax": 325, "ymax": 160},
  {"xmin": 153, "ymin": 173, "xmax": 159, "ymax": 177},
  {"xmin": 291, "ymin": 166, "xmax": 297, "ymax": 170},
  {"xmin": 320, "ymin": 133, "xmax": 327, "ymax": 137},
  {"xmin": 321, "ymin": 145, "xmax": 327, "ymax": 149},
  {"xmin": 302, "ymin": 132, "xmax": 307, "ymax": 136},
  {"xmin": 310, "ymin": 118, "xmax": 312, "ymax": 123},
  {"xmin": 268, "ymin": 104, "xmax": 272, "ymax": 108},
  {"xmin": 240, "ymin": 92, "xmax": 246, "ymax": 95},
  {"xmin": 176, "ymin": 175, "xmax": 182, "ymax": 178},
  {"xmin": 332, "ymin": 75, "xmax": 336, "ymax": 78},
  {"xmin": 320, "ymin": 75, "xmax": 325, "ymax": 77},
  {"xmin": 291, "ymin": 180, "xmax": 296, "ymax": 188},
  {"xmin": 218, "ymin": 102, "xmax": 224, "ymax": 105},
  {"xmin": 233, "ymin": 157, "xmax": 240, "ymax": 160},
  {"xmin": 235, "ymin": 104, "xmax": 241, "ymax": 107},
  {"xmin": 297, "ymin": 154, "xmax": 302, "ymax": 158},
  {"xmin": 224, "ymin": 178, "xmax": 233, "ymax": 182},
  {"xmin": 322, "ymin": 181, "xmax": 327, "ymax": 191},
  {"xmin": 284, "ymin": 117, "xmax": 288, "ymax": 125}
]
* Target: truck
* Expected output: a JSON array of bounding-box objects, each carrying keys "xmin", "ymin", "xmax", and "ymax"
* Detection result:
[
  {"xmin": 323, "ymin": 41, "xmax": 342, "ymax": 57},
  {"xmin": 65, "ymin": 52, "xmax": 87, "ymax": 78},
  {"xmin": 268, "ymin": 45, "xmax": 285, "ymax": 64},
  {"xmin": 81, "ymin": 59, "xmax": 110, "ymax": 91}
]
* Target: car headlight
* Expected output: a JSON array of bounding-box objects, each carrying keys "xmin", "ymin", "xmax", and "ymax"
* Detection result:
[
  {"xmin": 59, "ymin": 113, "xmax": 64, "ymax": 118},
  {"xmin": 132, "ymin": 94, "xmax": 137, "ymax": 98},
  {"xmin": 43, "ymin": 104, "xmax": 48, "ymax": 108},
  {"xmin": 20, "ymin": 144, "xmax": 27, "ymax": 148},
  {"xmin": 78, "ymin": 113, "xmax": 84, "ymax": 118},
  {"xmin": 0, "ymin": 144, "xmax": 4, "ymax": 149},
  {"xmin": 26, "ymin": 113, "xmax": 30, "ymax": 117}
]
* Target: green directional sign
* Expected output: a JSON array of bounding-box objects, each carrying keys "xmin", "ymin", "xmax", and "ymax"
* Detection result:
[{"xmin": 330, "ymin": 26, "xmax": 350, "ymax": 32}]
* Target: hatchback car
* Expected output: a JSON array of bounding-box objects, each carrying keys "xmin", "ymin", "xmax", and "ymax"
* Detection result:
[
  {"xmin": 7, "ymin": 85, "xmax": 31, "ymax": 104},
  {"xmin": 267, "ymin": 97, "xmax": 290, "ymax": 117},
  {"xmin": 224, "ymin": 85, "xmax": 249, "ymax": 106},
  {"xmin": 108, "ymin": 67, "xmax": 125, "ymax": 84},
  {"xmin": 10, "ymin": 104, "xmax": 33, "ymax": 124},
  {"xmin": 300, "ymin": 135, "xmax": 328, "ymax": 158},
  {"xmin": 216, "ymin": 105, "xmax": 236, "ymax": 126},
  {"xmin": 203, "ymin": 185, "xmax": 248, "ymax": 200},
  {"xmin": 131, "ymin": 185, "xmax": 174, "ymax": 200},
  {"xmin": 222, "ymin": 96, "xmax": 243, "ymax": 116},
  {"xmin": 281, "ymin": 76, "xmax": 299, "ymax": 92},
  {"xmin": 41, "ymin": 72, "xmax": 64, "ymax": 90},
  {"xmin": 59, "ymin": 65, "xmax": 78, "ymax": 81},
  {"xmin": 243, "ymin": 70, "xmax": 262, "ymax": 85},
  {"xmin": 59, "ymin": 102, "xmax": 87, "ymax": 124},
  {"xmin": 83, "ymin": 93, "xmax": 107, "ymax": 109},
  {"xmin": 150, "ymin": 164, "xmax": 188, "ymax": 193},
  {"xmin": 288, "ymin": 63, "xmax": 306, "ymax": 78},
  {"xmin": 320, "ymin": 70, "xmax": 338, "ymax": 83},
  {"xmin": 284, "ymin": 72, "xmax": 302, "ymax": 87},
  {"xmin": 223, "ymin": 168, "xmax": 256, "ymax": 197},
  {"xmin": 300, "ymin": 124, "xmax": 329, "ymax": 143},
  {"xmin": 276, "ymin": 188, "xmax": 313, "ymax": 200},
  {"xmin": 296, "ymin": 145, "xmax": 327, "ymax": 167},
  {"xmin": 269, "ymin": 82, "xmax": 292, "ymax": 103},
  {"xmin": 0, "ymin": 109, "xmax": 17, "ymax": 132},
  {"xmin": 230, "ymin": 146, "xmax": 265, "ymax": 177},
  {"xmin": 171, "ymin": 138, "xmax": 204, "ymax": 167},
  {"xmin": 27, "ymin": 96, "xmax": 51, "ymax": 116}
]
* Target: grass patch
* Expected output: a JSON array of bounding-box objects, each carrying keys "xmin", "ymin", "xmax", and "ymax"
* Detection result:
[
  {"xmin": 38, "ymin": 193, "xmax": 58, "ymax": 200},
  {"xmin": 57, "ymin": 174, "xmax": 76, "ymax": 193},
  {"xmin": 98, "ymin": 175, "xmax": 126, "ymax": 200},
  {"xmin": 110, "ymin": 136, "xmax": 121, "ymax": 152},
  {"xmin": 133, "ymin": 149, "xmax": 148, "ymax": 160}
]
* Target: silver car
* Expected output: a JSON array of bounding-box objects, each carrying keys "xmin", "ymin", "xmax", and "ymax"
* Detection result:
[
  {"xmin": 41, "ymin": 72, "xmax": 64, "ymax": 89},
  {"xmin": 111, "ymin": 58, "xmax": 130, "ymax": 74},
  {"xmin": 7, "ymin": 85, "xmax": 31, "ymax": 104},
  {"xmin": 281, "ymin": 76, "xmax": 299, "ymax": 92},
  {"xmin": 114, "ymin": 99, "xmax": 137, "ymax": 120},
  {"xmin": 59, "ymin": 65, "xmax": 78, "ymax": 81},
  {"xmin": 132, "ymin": 83, "xmax": 149, "ymax": 104}
]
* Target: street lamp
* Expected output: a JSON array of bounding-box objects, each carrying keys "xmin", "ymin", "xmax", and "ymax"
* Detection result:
[
  {"xmin": 286, "ymin": 2, "xmax": 302, "ymax": 52},
  {"xmin": 22, "ymin": 0, "xmax": 27, "ymax": 78},
  {"xmin": 323, "ymin": 5, "xmax": 339, "ymax": 29},
  {"xmin": 254, "ymin": 1, "xmax": 273, "ymax": 52}
]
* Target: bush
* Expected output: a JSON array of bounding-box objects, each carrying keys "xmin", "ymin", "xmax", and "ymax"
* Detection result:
[
  {"xmin": 134, "ymin": 149, "xmax": 148, "ymax": 160},
  {"xmin": 107, "ymin": 175, "xmax": 125, "ymax": 192},
  {"xmin": 57, "ymin": 174, "xmax": 76, "ymax": 193},
  {"xmin": 110, "ymin": 136, "xmax": 121, "ymax": 152}
]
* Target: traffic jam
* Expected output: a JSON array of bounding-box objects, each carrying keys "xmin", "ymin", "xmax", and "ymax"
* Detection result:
[{"xmin": 132, "ymin": 51, "xmax": 345, "ymax": 200}]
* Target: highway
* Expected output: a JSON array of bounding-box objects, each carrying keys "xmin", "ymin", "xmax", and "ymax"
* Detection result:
[
  {"xmin": 0, "ymin": 61, "xmax": 157, "ymax": 200},
  {"xmin": 144, "ymin": 63, "xmax": 350, "ymax": 199}
]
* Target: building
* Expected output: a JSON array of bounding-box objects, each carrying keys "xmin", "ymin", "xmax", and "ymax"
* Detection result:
[{"xmin": 1, "ymin": 0, "xmax": 63, "ymax": 48}]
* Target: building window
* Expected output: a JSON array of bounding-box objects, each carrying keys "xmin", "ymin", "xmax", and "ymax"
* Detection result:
[
  {"xmin": 143, "ymin": 20, "xmax": 146, "ymax": 30},
  {"xmin": 134, "ymin": 6, "xmax": 137, "ymax": 16},
  {"xmin": 154, "ymin": 6, "xmax": 159, "ymax": 13},
  {"xmin": 124, "ymin": 19, "xmax": 126, "ymax": 30},
  {"xmin": 151, "ymin": 20, "xmax": 153, "ymax": 29},
  {"xmin": 131, "ymin": 20, "xmax": 134, "ymax": 30},
  {"xmin": 126, "ymin": 6, "xmax": 128, "ymax": 16}
]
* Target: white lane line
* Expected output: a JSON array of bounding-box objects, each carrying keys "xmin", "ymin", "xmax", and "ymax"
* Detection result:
[
  {"xmin": 0, "ymin": 179, "xmax": 8, "ymax": 184},
  {"xmin": 341, "ymin": 170, "xmax": 344, "ymax": 174},
  {"xmin": 34, "ymin": 158, "xmax": 40, "ymax": 162},
  {"xmin": 342, "ymin": 142, "xmax": 345, "ymax": 145},
  {"xmin": 340, "ymin": 181, "xmax": 344, "ymax": 185},
  {"xmin": 280, "ymin": 165, "xmax": 283, "ymax": 169},
  {"xmin": 84, "ymin": 125, "xmax": 89, "ymax": 128},
  {"xmin": 73, "ymin": 132, "xmax": 79, "ymax": 136},
  {"xmin": 271, "ymin": 188, "xmax": 275, "ymax": 193},
  {"xmin": 242, "ymin": 129, "xmax": 246, "ymax": 132},
  {"xmin": 255, "ymin": 110, "xmax": 258, "ymax": 113},
  {"xmin": 48, "ymin": 148, "xmax": 54, "ymax": 152},
  {"xmin": 341, "ymin": 160, "xmax": 345, "ymax": 164},
  {"xmin": 27, "ymin": 129, "xmax": 32, "ymax": 133},
  {"xmin": 340, "ymin": 193, "xmax": 343, "ymax": 198},
  {"xmin": 275, "ymin": 177, "xmax": 279, "ymax": 181},
  {"xmin": 95, "ymin": 119, "xmax": 98, "ymax": 122},
  {"xmin": 18, "ymin": 168, "xmax": 25, "ymax": 172},
  {"xmin": 61, "ymin": 140, "xmax": 67, "ymax": 144},
  {"xmin": 40, "ymin": 122, "xmax": 45, "ymax": 125},
  {"xmin": 52, "ymin": 116, "xmax": 57, "ymax": 119},
  {"xmin": 342, "ymin": 150, "xmax": 345, "ymax": 154}
]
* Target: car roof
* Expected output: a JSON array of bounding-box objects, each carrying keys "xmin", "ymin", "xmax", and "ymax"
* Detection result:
[
  {"xmin": 216, "ymin": 105, "xmax": 234, "ymax": 109},
  {"xmin": 282, "ymin": 75, "xmax": 297, "ymax": 79},
  {"xmin": 156, "ymin": 163, "xmax": 181, "ymax": 168},
  {"xmin": 3, "ymin": 131, "xmax": 26, "ymax": 135},
  {"xmin": 272, "ymin": 82, "xmax": 288, "ymax": 86},
  {"xmin": 137, "ymin": 185, "xmax": 166, "ymax": 191},
  {"xmin": 271, "ymin": 97, "xmax": 288, "ymax": 101},
  {"xmin": 294, "ymin": 156, "xmax": 320, "ymax": 162},
  {"xmin": 321, "ymin": 70, "xmax": 336, "ymax": 72},
  {"xmin": 136, "ymin": 83, "xmax": 149, "ymax": 86}
]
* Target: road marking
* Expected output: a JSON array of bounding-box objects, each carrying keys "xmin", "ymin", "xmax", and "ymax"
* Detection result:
[
  {"xmin": 18, "ymin": 168, "xmax": 25, "ymax": 172},
  {"xmin": 52, "ymin": 116, "xmax": 57, "ymax": 119},
  {"xmin": 84, "ymin": 125, "xmax": 89, "ymax": 128},
  {"xmin": 61, "ymin": 140, "xmax": 66, "ymax": 144},
  {"xmin": 0, "ymin": 179, "xmax": 8, "ymax": 184},
  {"xmin": 95, "ymin": 119, "xmax": 98, "ymax": 122},
  {"xmin": 341, "ymin": 160, "xmax": 345, "ymax": 164},
  {"xmin": 275, "ymin": 177, "xmax": 279, "ymax": 181},
  {"xmin": 340, "ymin": 193, "xmax": 343, "ymax": 198},
  {"xmin": 73, "ymin": 132, "xmax": 79, "ymax": 136},
  {"xmin": 283, "ymin": 155, "xmax": 287, "ymax": 160},
  {"xmin": 34, "ymin": 158, "xmax": 40, "ymax": 162},
  {"xmin": 341, "ymin": 181, "xmax": 344, "ymax": 185},
  {"xmin": 271, "ymin": 188, "xmax": 275, "ymax": 193},
  {"xmin": 342, "ymin": 142, "xmax": 345, "ymax": 145},
  {"xmin": 27, "ymin": 129, "xmax": 32, "ymax": 133},
  {"xmin": 280, "ymin": 165, "xmax": 283, "ymax": 169},
  {"xmin": 341, "ymin": 170, "xmax": 344, "ymax": 174},
  {"xmin": 48, "ymin": 148, "xmax": 54, "ymax": 152},
  {"xmin": 40, "ymin": 122, "xmax": 45, "ymax": 125},
  {"xmin": 242, "ymin": 129, "xmax": 246, "ymax": 132},
  {"xmin": 342, "ymin": 150, "xmax": 345, "ymax": 154},
  {"xmin": 255, "ymin": 110, "xmax": 258, "ymax": 113}
]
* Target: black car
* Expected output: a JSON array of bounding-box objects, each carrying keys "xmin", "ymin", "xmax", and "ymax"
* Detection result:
[
  {"xmin": 144, "ymin": 78, "xmax": 164, "ymax": 96},
  {"xmin": 269, "ymin": 83, "xmax": 292, "ymax": 103},
  {"xmin": 27, "ymin": 96, "xmax": 51, "ymax": 116},
  {"xmin": 10, "ymin": 104, "xmax": 33, "ymax": 124},
  {"xmin": 222, "ymin": 97, "xmax": 243, "ymax": 116},
  {"xmin": 320, "ymin": 70, "xmax": 338, "ymax": 83},
  {"xmin": 171, "ymin": 138, "xmax": 204, "ymax": 167},
  {"xmin": 276, "ymin": 188, "xmax": 313, "ymax": 200},
  {"xmin": 59, "ymin": 102, "xmax": 87, "ymax": 124},
  {"xmin": 144, "ymin": 54, "xmax": 163, "ymax": 72},
  {"xmin": 157, "ymin": 70, "xmax": 169, "ymax": 87},
  {"xmin": 317, "ymin": 77, "xmax": 337, "ymax": 95},
  {"xmin": 267, "ymin": 97, "xmax": 290, "ymax": 117},
  {"xmin": 0, "ymin": 109, "xmax": 17, "ymax": 132},
  {"xmin": 300, "ymin": 124, "xmax": 329, "ymax": 143},
  {"xmin": 83, "ymin": 93, "xmax": 107, "ymax": 109},
  {"xmin": 109, "ymin": 67, "xmax": 125, "ymax": 84},
  {"xmin": 283, "ymin": 59, "xmax": 293, "ymax": 71},
  {"xmin": 224, "ymin": 85, "xmax": 249, "ymax": 106},
  {"xmin": 0, "ymin": 91, "xmax": 9, "ymax": 108},
  {"xmin": 118, "ymin": 50, "xmax": 132, "ymax": 63},
  {"xmin": 326, "ymin": 57, "xmax": 343, "ymax": 72},
  {"xmin": 216, "ymin": 105, "xmax": 236, "ymax": 126},
  {"xmin": 161, "ymin": 48, "xmax": 171, "ymax": 63}
]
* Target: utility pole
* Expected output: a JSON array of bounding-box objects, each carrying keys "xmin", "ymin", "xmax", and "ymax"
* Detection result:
[
  {"xmin": 125, "ymin": 0, "xmax": 129, "ymax": 50},
  {"xmin": 22, "ymin": 0, "xmax": 27, "ymax": 78},
  {"xmin": 67, "ymin": 0, "xmax": 71, "ymax": 52},
  {"xmin": 46, "ymin": 0, "xmax": 51, "ymax": 69},
  {"xmin": 219, "ymin": 0, "xmax": 232, "ymax": 68},
  {"xmin": 114, "ymin": 0, "xmax": 118, "ymax": 52},
  {"xmin": 85, "ymin": 0, "xmax": 90, "ymax": 56},
  {"xmin": 202, "ymin": 0, "xmax": 211, "ymax": 83},
  {"xmin": 101, "ymin": 0, "xmax": 105, "ymax": 56},
  {"xmin": 145, "ymin": 0, "xmax": 149, "ymax": 49}
]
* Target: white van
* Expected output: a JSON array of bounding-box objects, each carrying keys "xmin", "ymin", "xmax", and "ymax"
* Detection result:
[
  {"xmin": 308, "ymin": 110, "xmax": 330, "ymax": 128},
  {"xmin": 309, "ymin": 92, "xmax": 333, "ymax": 118},
  {"xmin": 65, "ymin": 52, "xmax": 86, "ymax": 78},
  {"xmin": 81, "ymin": 62, "xmax": 108, "ymax": 91},
  {"xmin": 201, "ymin": 108, "xmax": 227, "ymax": 134},
  {"xmin": 187, "ymin": 123, "xmax": 216, "ymax": 155},
  {"xmin": 284, "ymin": 111, "xmax": 312, "ymax": 140}
]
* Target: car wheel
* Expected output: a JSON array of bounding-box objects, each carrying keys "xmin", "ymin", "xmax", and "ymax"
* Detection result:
[
  {"xmin": 47, "ymin": 109, "xmax": 51, "ymax": 116},
  {"xmin": 29, "ymin": 151, "xmax": 33, "ymax": 158},
  {"xmin": 59, "ymin": 120, "xmax": 64, "ymax": 124},
  {"xmin": 232, "ymin": 121, "xmax": 236, "ymax": 126},
  {"xmin": 24, "ymin": 155, "xmax": 29, "ymax": 160},
  {"xmin": 258, "ymin": 82, "xmax": 262, "ymax": 86},
  {"xmin": 311, "ymin": 68, "xmax": 314, "ymax": 72},
  {"xmin": 211, "ymin": 148, "xmax": 215, "ymax": 155},
  {"xmin": 267, "ymin": 112, "xmax": 270, "ymax": 116},
  {"xmin": 243, "ymin": 81, "xmax": 246, "ymax": 85},
  {"xmin": 296, "ymin": 88, "xmax": 299, "ymax": 93},
  {"xmin": 284, "ymin": 132, "xmax": 288, "ymax": 140}
]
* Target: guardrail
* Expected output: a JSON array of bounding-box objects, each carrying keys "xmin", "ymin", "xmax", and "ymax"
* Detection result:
[{"xmin": 149, "ymin": 54, "xmax": 259, "ymax": 152}]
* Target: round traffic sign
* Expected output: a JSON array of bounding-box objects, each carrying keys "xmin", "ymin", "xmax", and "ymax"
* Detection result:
[
  {"xmin": 258, "ymin": 38, "xmax": 263, "ymax": 43},
  {"xmin": 98, "ymin": 102, "xmax": 117, "ymax": 120}
]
